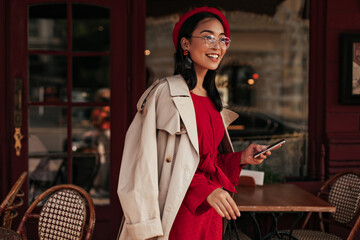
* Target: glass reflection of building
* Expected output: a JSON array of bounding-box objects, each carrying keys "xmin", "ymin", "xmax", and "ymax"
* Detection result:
[
  {"xmin": 146, "ymin": 0, "xmax": 309, "ymax": 179},
  {"xmin": 28, "ymin": 3, "xmax": 111, "ymax": 204}
]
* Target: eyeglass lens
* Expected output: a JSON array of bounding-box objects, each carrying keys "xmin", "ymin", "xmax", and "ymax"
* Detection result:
[{"xmin": 207, "ymin": 36, "xmax": 230, "ymax": 49}]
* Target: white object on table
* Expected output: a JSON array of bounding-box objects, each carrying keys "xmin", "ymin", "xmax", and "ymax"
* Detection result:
[{"xmin": 240, "ymin": 169, "xmax": 264, "ymax": 186}]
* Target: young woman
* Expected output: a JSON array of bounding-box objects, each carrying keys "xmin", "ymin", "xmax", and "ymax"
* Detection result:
[{"xmin": 117, "ymin": 7, "xmax": 278, "ymax": 240}]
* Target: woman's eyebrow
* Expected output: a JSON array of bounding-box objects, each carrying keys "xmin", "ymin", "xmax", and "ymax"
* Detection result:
[{"xmin": 200, "ymin": 30, "xmax": 225, "ymax": 35}]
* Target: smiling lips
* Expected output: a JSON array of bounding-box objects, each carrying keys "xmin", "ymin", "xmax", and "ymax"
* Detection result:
[{"xmin": 206, "ymin": 54, "xmax": 219, "ymax": 59}]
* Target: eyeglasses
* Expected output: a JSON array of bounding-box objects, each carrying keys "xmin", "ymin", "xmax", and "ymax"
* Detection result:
[{"xmin": 190, "ymin": 35, "xmax": 231, "ymax": 49}]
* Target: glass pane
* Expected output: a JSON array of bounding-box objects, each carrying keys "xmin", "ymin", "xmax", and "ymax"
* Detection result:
[
  {"xmin": 146, "ymin": 1, "xmax": 309, "ymax": 180},
  {"xmin": 72, "ymin": 106, "xmax": 110, "ymax": 204},
  {"xmin": 72, "ymin": 56, "xmax": 110, "ymax": 102},
  {"xmin": 72, "ymin": 4, "xmax": 110, "ymax": 51},
  {"xmin": 29, "ymin": 54, "xmax": 67, "ymax": 102},
  {"xmin": 353, "ymin": 42, "xmax": 360, "ymax": 95},
  {"xmin": 28, "ymin": 4, "xmax": 67, "ymax": 50},
  {"xmin": 28, "ymin": 106, "xmax": 67, "ymax": 203}
]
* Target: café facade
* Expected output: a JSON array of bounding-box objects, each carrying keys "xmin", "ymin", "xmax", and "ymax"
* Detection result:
[{"xmin": 1, "ymin": 0, "xmax": 360, "ymax": 239}]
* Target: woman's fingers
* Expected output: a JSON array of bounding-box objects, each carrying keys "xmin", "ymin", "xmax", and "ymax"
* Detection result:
[
  {"xmin": 217, "ymin": 201, "xmax": 232, "ymax": 220},
  {"xmin": 220, "ymin": 196, "xmax": 240, "ymax": 220},
  {"xmin": 213, "ymin": 202, "xmax": 225, "ymax": 218},
  {"xmin": 227, "ymin": 195, "xmax": 241, "ymax": 217},
  {"xmin": 221, "ymin": 197, "xmax": 239, "ymax": 220},
  {"xmin": 207, "ymin": 188, "xmax": 241, "ymax": 220}
]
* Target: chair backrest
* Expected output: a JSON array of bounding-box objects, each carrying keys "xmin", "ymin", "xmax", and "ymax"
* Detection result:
[
  {"xmin": 238, "ymin": 175, "xmax": 256, "ymax": 187},
  {"xmin": 72, "ymin": 153, "xmax": 100, "ymax": 192},
  {"xmin": 17, "ymin": 184, "xmax": 95, "ymax": 240},
  {"xmin": 318, "ymin": 170, "xmax": 360, "ymax": 240},
  {"xmin": 0, "ymin": 171, "xmax": 27, "ymax": 229}
]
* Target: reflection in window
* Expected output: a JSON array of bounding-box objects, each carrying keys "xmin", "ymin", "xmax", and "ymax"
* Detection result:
[
  {"xmin": 146, "ymin": 0, "xmax": 309, "ymax": 180},
  {"xmin": 28, "ymin": 106, "xmax": 67, "ymax": 202},
  {"xmin": 217, "ymin": 65, "xmax": 257, "ymax": 107},
  {"xmin": 72, "ymin": 105, "xmax": 110, "ymax": 203},
  {"xmin": 27, "ymin": 3, "xmax": 112, "ymax": 206},
  {"xmin": 29, "ymin": 54, "xmax": 67, "ymax": 102},
  {"xmin": 72, "ymin": 56, "xmax": 110, "ymax": 102},
  {"xmin": 28, "ymin": 4, "xmax": 67, "ymax": 50},
  {"xmin": 72, "ymin": 4, "xmax": 110, "ymax": 51}
]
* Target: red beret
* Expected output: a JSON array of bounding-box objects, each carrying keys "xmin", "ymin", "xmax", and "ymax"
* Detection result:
[{"xmin": 172, "ymin": 7, "xmax": 230, "ymax": 49}]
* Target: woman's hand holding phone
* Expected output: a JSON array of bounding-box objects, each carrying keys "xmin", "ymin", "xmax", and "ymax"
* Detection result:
[
  {"xmin": 240, "ymin": 139, "xmax": 285, "ymax": 165},
  {"xmin": 253, "ymin": 139, "xmax": 286, "ymax": 158}
]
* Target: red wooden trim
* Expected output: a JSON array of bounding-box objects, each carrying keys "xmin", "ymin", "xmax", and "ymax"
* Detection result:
[
  {"xmin": 309, "ymin": 0, "xmax": 327, "ymax": 180},
  {"xmin": 66, "ymin": 0, "xmax": 73, "ymax": 184},
  {"xmin": 28, "ymin": 102, "xmax": 109, "ymax": 106},
  {"xmin": 26, "ymin": 0, "xmax": 114, "ymax": 5},
  {"xmin": 108, "ymin": 0, "xmax": 130, "ymax": 238},
  {"xmin": 0, "ymin": 0, "xmax": 8, "ymax": 199},
  {"xmin": 28, "ymin": 50, "xmax": 110, "ymax": 56},
  {"xmin": 9, "ymin": 0, "xmax": 29, "ymax": 190},
  {"xmin": 129, "ymin": 0, "xmax": 146, "ymax": 121}
]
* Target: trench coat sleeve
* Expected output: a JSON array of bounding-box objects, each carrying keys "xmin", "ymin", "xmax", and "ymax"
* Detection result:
[
  {"xmin": 117, "ymin": 93, "xmax": 163, "ymax": 240},
  {"xmin": 217, "ymin": 151, "xmax": 246, "ymax": 186}
]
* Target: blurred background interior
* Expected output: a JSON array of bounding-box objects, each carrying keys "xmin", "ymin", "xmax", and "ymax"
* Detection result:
[
  {"xmin": 3, "ymin": 0, "xmax": 360, "ymax": 239},
  {"xmin": 146, "ymin": 0, "xmax": 309, "ymax": 182}
]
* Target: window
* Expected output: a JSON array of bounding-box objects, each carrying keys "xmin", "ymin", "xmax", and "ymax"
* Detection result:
[
  {"xmin": 146, "ymin": 0, "xmax": 309, "ymax": 181},
  {"xmin": 28, "ymin": 3, "xmax": 111, "ymax": 204}
]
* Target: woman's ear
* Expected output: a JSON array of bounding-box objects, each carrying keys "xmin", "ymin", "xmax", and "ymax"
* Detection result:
[{"xmin": 180, "ymin": 37, "xmax": 189, "ymax": 51}]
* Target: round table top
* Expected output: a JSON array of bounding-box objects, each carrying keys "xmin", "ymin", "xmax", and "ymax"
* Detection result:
[{"xmin": 0, "ymin": 227, "xmax": 21, "ymax": 240}]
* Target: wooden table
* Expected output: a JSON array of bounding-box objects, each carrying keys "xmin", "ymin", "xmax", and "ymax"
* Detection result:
[{"xmin": 232, "ymin": 183, "xmax": 336, "ymax": 240}]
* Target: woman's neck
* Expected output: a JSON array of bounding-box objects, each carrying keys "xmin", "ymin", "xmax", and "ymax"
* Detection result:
[{"xmin": 191, "ymin": 69, "xmax": 207, "ymax": 96}]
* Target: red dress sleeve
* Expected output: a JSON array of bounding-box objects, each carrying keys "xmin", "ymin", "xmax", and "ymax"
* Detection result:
[
  {"xmin": 183, "ymin": 93, "xmax": 246, "ymax": 216},
  {"xmin": 217, "ymin": 151, "xmax": 246, "ymax": 186},
  {"xmin": 183, "ymin": 151, "xmax": 246, "ymax": 216},
  {"xmin": 182, "ymin": 172, "xmax": 220, "ymax": 216}
]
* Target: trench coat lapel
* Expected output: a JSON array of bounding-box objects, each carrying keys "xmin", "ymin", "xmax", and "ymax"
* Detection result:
[
  {"xmin": 221, "ymin": 108, "xmax": 239, "ymax": 128},
  {"xmin": 220, "ymin": 109, "xmax": 239, "ymax": 153},
  {"xmin": 166, "ymin": 75, "xmax": 199, "ymax": 155},
  {"xmin": 166, "ymin": 75, "xmax": 239, "ymax": 156},
  {"xmin": 172, "ymin": 97, "xmax": 199, "ymax": 154}
]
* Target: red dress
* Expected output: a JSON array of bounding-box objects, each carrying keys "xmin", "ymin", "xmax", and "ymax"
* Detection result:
[{"xmin": 169, "ymin": 93, "xmax": 244, "ymax": 240}]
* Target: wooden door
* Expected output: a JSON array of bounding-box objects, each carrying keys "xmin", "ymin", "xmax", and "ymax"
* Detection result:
[{"xmin": 6, "ymin": 0, "xmax": 145, "ymax": 238}]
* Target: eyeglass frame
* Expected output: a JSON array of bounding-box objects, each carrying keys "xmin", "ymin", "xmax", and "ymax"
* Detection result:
[{"xmin": 189, "ymin": 35, "xmax": 231, "ymax": 49}]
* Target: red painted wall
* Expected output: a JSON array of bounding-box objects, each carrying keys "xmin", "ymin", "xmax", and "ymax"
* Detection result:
[{"xmin": 324, "ymin": 0, "xmax": 360, "ymax": 176}]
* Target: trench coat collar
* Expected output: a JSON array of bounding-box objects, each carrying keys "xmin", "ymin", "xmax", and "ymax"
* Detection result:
[
  {"xmin": 137, "ymin": 75, "xmax": 239, "ymax": 156},
  {"xmin": 166, "ymin": 75, "xmax": 199, "ymax": 155},
  {"xmin": 166, "ymin": 75, "xmax": 239, "ymax": 156},
  {"xmin": 166, "ymin": 74, "xmax": 238, "ymax": 125},
  {"xmin": 167, "ymin": 75, "xmax": 191, "ymax": 97}
]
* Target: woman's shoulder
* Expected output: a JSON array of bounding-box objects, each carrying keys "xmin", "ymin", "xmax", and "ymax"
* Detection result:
[
  {"xmin": 149, "ymin": 74, "xmax": 187, "ymax": 93},
  {"xmin": 136, "ymin": 75, "xmax": 183, "ymax": 111}
]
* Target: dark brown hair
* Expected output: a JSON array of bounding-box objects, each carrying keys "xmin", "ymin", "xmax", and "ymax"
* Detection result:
[{"xmin": 174, "ymin": 12, "xmax": 224, "ymax": 111}]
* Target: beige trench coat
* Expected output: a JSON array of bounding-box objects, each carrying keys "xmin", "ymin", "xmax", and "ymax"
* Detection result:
[{"xmin": 117, "ymin": 75, "xmax": 238, "ymax": 240}]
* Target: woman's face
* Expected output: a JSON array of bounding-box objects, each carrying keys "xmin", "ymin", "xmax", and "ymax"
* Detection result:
[{"xmin": 182, "ymin": 17, "xmax": 227, "ymax": 74}]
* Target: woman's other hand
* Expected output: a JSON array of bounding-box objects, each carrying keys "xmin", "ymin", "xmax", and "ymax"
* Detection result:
[
  {"xmin": 207, "ymin": 188, "xmax": 241, "ymax": 220},
  {"xmin": 240, "ymin": 143, "xmax": 281, "ymax": 165}
]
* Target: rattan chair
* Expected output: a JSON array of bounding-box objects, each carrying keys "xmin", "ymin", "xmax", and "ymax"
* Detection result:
[
  {"xmin": 290, "ymin": 170, "xmax": 360, "ymax": 240},
  {"xmin": 16, "ymin": 184, "xmax": 95, "ymax": 240},
  {"xmin": 0, "ymin": 171, "xmax": 27, "ymax": 229}
]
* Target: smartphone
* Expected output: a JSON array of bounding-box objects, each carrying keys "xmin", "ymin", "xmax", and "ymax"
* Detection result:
[{"xmin": 253, "ymin": 139, "xmax": 286, "ymax": 158}]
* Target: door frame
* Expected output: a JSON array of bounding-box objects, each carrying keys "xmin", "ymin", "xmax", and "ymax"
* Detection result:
[
  {"xmin": 0, "ymin": 0, "xmax": 10, "ymax": 200},
  {"xmin": 1, "ymin": 0, "xmax": 146, "ymax": 238}
]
